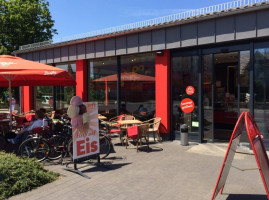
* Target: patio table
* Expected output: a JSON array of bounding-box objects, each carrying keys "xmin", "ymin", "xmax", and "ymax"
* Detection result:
[
  {"xmin": 117, "ymin": 119, "xmax": 143, "ymax": 145},
  {"xmin": 98, "ymin": 115, "xmax": 107, "ymax": 120}
]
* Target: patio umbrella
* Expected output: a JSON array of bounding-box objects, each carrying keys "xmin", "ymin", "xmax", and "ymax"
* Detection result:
[
  {"xmin": 93, "ymin": 72, "xmax": 155, "ymax": 105},
  {"xmin": 0, "ymin": 55, "xmax": 76, "ymax": 129},
  {"xmin": 93, "ymin": 72, "xmax": 155, "ymax": 82}
]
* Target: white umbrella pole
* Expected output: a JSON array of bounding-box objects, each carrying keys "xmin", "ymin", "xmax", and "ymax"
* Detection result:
[{"xmin": 8, "ymin": 79, "xmax": 12, "ymax": 131}]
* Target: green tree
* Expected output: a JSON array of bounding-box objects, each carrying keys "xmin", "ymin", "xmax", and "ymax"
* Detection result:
[{"xmin": 0, "ymin": 0, "xmax": 57, "ymax": 54}]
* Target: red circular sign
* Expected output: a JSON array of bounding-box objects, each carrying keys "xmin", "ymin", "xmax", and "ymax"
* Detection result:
[
  {"xmin": 186, "ymin": 86, "xmax": 195, "ymax": 95},
  {"xmin": 180, "ymin": 98, "xmax": 195, "ymax": 113}
]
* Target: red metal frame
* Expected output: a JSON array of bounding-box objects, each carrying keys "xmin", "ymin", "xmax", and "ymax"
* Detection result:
[
  {"xmin": 211, "ymin": 111, "xmax": 269, "ymax": 199},
  {"xmin": 245, "ymin": 112, "xmax": 269, "ymax": 198}
]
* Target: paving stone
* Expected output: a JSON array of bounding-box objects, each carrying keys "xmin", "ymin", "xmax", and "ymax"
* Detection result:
[{"xmin": 8, "ymin": 138, "xmax": 269, "ymax": 200}]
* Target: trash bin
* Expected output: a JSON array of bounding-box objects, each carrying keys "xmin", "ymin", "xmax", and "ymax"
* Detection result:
[{"xmin": 180, "ymin": 124, "xmax": 188, "ymax": 146}]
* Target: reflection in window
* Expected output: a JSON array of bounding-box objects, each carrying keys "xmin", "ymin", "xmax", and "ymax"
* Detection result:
[
  {"xmin": 203, "ymin": 54, "xmax": 213, "ymax": 141},
  {"xmin": 34, "ymin": 63, "xmax": 76, "ymax": 113},
  {"xmin": 55, "ymin": 63, "xmax": 76, "ymax": 113},
  {"xmin": 88, "ymin": 58, "xmax": 117, "ymax": 119},
  {"xmin": 34, "ymin": 86, "xmax": 53, "ymax": 111},
  {"xmin": 254, "ymin": 48, "xmax": 269, "ymax": 139},
  {"xmin": 121, "ymin": 53, "xmax": 155, "ymax": 121},
  {"xmin": 239, "ymin": 50, "xmax": 250, "ymax": 113}
]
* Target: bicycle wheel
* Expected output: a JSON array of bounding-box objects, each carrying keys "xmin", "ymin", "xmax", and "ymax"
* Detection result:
[
  {"xmin": 18, "ymin": 137, "xmax": 50, "ymax": 162},
  {"xmin": 47, "ymin": 135, "xmax": 68, "ymax": 160},
  {"xmin": 99, "ymin": 135, "xmax": 111, "ymax": 159},
  {"xmin": 67, "ymin": 139, "xmax": 73, "ymax": 160}
]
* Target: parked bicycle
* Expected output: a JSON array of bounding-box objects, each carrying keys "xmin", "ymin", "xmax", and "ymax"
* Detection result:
[{"xmin": 18, "ymin": 120, "xmax": 69, "ymax": 162}]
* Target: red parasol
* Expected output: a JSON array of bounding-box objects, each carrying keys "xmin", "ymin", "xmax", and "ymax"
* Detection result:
[
  {"xmin": 93, "ymin": 72, "xmax": 155, "ymax": 82},
  {"xmin": 0, "ymin": 55, "xmax": 76, "ymax": 129},
  {"xmin": 93, "ymin": 72, "xmax": 155, "ymax": 105}
]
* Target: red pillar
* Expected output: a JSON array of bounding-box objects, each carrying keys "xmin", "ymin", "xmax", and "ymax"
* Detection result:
[
  {"xmin": 76, "ymin": 59, "xmax": 87, "ymax": 102},
  {"xmin": 21, "ymin": 86, "xmax": 33, "ymax": 112},
  {"xmin": 155, "ymin": 50, "xmax": 170, "ymax": 134}
]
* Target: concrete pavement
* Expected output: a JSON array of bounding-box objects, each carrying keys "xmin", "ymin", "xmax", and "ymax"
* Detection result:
[{"xmin": 9, "ymin": 138, "xmax": 269, "ymax": 200}]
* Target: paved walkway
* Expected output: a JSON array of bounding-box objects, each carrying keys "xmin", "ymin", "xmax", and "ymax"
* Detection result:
[{"xmin": 9, "ymin": 138, "xmax": 269, "ymax": 200}]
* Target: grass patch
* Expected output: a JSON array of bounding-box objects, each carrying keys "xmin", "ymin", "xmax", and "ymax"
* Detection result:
[{"xmin": 0, "ymin": 151, "xmax": 59, "ymax": 200}]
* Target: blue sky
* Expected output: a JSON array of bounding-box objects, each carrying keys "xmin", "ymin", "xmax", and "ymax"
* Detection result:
[{"xmin": 47, "ymin": 0, "xmax": 234, "ymax": 39}]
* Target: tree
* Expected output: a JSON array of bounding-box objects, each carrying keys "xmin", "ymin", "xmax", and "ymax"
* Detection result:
[{"xmin": 0, "ymin": 0, "xmax": 57, "ymax": 54}]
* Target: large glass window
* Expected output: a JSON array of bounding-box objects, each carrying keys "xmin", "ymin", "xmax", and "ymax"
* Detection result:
[
  {"xmin": 172, "ymin": 55, "xmax": 199, "ymax": 141},
  {"xmin": 55, "ymin": 63, "xmax": 76, "ymax": 113},
  {"xmin": 34, "ymin": 63, "xmax": 76, "ymax": 113},
  {"xmin": 239, "ymin": 50, "xmax": 250, "ymax": 113},
  {"xmin": 88, "ymin": 57, "xmax": 117, "ymax": 119},
  {"xmin": 34, "ymin": 86, "xmax": 53, "ymax": 111},
  {"xmin": 203, "ymin": 54, "xmax": 213, "ymax": 141},
  {"xmin": 254, "ymin": 48, "xmax": 269, "ymax": 140},
  {"xmin": 121, "ymin": 53, "xmax": 155, "ymax": 120}
]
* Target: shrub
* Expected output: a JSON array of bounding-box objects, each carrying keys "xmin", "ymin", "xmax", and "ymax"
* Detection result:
[{"xmin": 0, "ymin": 151, "xmax": 59, "ymax": 200}]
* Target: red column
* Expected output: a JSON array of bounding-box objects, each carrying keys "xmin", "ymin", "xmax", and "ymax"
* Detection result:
[
  {"xmin": 155, "ymin": 50, "xmax": 170, "ymax": 134},
  {"xmin": 76, "ymin": 59, "xmax": 87, "ymax": 102},
  {"xmin": 21, "ymin": 86, "xmax": 33, "ymax": 112}
]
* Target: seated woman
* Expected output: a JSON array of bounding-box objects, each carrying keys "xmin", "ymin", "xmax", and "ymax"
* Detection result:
[
  {"xmin": 8, "ymin": 110, "xmax": 48, "ymax": 144},
  {"xmin": 138, "ymin": 104, "xmax": 148, "ymax": 121}
]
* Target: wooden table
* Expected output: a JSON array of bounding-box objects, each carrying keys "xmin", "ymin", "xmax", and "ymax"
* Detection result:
[
  {"xmin": 117, "ymin": 120, "xmax": 143, "ymax": 127},
  {"xmin": 117, "ymin": 120, "xmax": 143, "ymax": 145},
  {"xmin": 98, "ymin": 115, "xmax": 107, "ymax": 120}
]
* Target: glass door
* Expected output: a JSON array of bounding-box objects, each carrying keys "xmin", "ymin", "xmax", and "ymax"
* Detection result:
[
  {"xmin": 202, "ymin": 51, "xmax": 250, "ymax": 141},
  {"xmin": 214, "ymin": 52, "xmax": 239, "ymax": 140}
]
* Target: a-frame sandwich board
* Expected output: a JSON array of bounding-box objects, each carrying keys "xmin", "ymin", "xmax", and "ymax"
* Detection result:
[{"xmin": 212, "ymin": 112, "xmax": 269, "ymax": 199}]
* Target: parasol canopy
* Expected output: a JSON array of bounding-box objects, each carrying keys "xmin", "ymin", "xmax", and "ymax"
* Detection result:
[
  {"xmin": 0, "ymin": 55, "xmax": 76, "ymax": 129},
  {"xmin": 92, "ymin": 72, "xmax": 155, "ymax": 82}
]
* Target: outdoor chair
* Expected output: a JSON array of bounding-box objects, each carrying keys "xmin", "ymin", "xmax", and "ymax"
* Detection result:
[
  {"xmin": 121, "ymin": 115, "xmax": 135, "ymax": 120},
  {"xmin": 12, "ymin": 114, "xmax": 29, "ymax": 132},
  {"xmin": 126, "ymin": 123, "xmax": 149, "ymax": 152},
  {"xmin": 100, "ymin": 119, "xmax": 121, "ymax": 134},
  {"xmin": 143, "ymin": 117, "xmax": 162, "ymax": 142}
]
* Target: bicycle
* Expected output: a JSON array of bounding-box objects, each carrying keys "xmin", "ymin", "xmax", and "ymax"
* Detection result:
[{"xmin": 18, "ymin": 122, "xmax": 69, "ymax": 161}]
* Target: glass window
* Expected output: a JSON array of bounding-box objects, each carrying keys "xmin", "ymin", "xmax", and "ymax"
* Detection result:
[
  {"xmin": 171, "ymin": 55, "xmax": 199, "ymax": 141},
  {"xmin": 34, "ymin": 63, "xmax": 76, "ymax": 113},
  {"xmin": 0, "ymin": 87, "xmax": 20, "ymax": 112},
  {"xmin": 55, "ymin": 63, "xmax": 76, "ymax": 113},
  {"xmin": 121, "ymin": 53, "xmax": 155, "ymax": 121},
  {"xmin": 88, "ymin": 57, "xmax": 117, "ymax": 119},
  {"xmin": 203, "ymin": 54, "xmax": 213, "ymax": 141},
  {"xmin": 239, "ymin": 50, "xmax": 250, "ymax": 113},
  {"xmin": 34, "ymin": 86, "xmax": 53, "ymax": 111},
  {"xmin": 254, "ymin": 48, "xmax": 269, "ymax": 139}
]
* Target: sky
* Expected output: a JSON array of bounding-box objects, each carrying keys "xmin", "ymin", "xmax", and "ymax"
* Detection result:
[{"xmin": 47, "ymin": 0, "xmax": 235, "ymax": 40}]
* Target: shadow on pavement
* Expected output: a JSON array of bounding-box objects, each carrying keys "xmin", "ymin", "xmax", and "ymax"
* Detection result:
[
  {"xmin": 226, "ymin": 194, "xmax": 268, "ymax": 200},
  {"xmin": 77, "ymin": 162, "xmax": 131, "ymax": 173}
]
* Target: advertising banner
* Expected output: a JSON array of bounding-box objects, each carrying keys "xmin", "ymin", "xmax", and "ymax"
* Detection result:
[{"xmin": 72, "ymin": 102, "xmax": 99, "ymax": 161}]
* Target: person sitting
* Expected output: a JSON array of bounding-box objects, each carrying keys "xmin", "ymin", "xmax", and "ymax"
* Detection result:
[
  {"xmin": 8, "ymin": 110, "xmax": 48, "ymax": 144},
  {"xmin": 138, "ymin": 104, "xmax": 148, "ymax": 121},
  {"xmin": 39, "ymin": 108, "xmax": 50, "ymax": 121}
]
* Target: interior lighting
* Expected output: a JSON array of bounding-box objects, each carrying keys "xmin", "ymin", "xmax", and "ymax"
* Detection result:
[{"xmin": 156, "ymin": 51, "xmax": 164, "ymax": 56}]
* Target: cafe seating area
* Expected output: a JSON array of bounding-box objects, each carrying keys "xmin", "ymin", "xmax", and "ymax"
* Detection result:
[
  {"xmin": 0, "ymin": 110, "xmax": 162, "ymax": 157},
  {"xmin": 99, "ymin": 113, "xmax": 162, "ymax": 152}
]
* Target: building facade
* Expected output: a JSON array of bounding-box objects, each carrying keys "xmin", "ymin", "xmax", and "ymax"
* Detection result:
[{"xmin": 15, "ymin": 1, "xmax": 269, "ymax": 143}]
